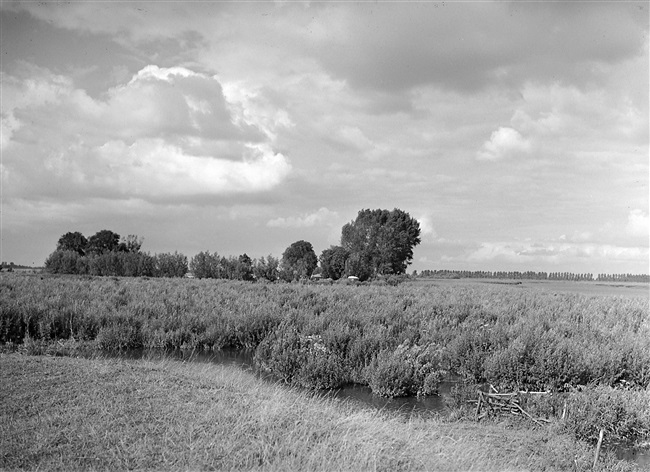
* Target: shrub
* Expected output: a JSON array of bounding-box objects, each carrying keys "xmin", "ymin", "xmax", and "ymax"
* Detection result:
[
  {"xmin": 96, "ymin": 322, "xmax": 142, "ymax": 350},
  {"xmin": 365, "ymin": 342, "xmax": 444, "ymax": 397},
  {"xmin": 254, "ymin": 323, "xmax": 347, "ymax": 389}
]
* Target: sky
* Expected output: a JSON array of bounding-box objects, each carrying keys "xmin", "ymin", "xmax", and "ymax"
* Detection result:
[{"xmin": 1, "ymin": 1, "xmax": 648, "ymax": 275}]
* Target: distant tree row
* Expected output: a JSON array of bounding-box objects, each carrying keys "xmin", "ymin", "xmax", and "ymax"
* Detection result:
[
  {"xmin": 418, "ymin": 270, "xmax": 649, "ymax": 283},
  {"xmin": 189, "ymin": 252, "xmax": 279, "ymax": 282},
  {"xmin": 191, "ymin": 241, "xmax": 318, "ymax": 282},
  {"xmin": 595, "ymin": 273, "xmax": 650, "ymax": 283}
]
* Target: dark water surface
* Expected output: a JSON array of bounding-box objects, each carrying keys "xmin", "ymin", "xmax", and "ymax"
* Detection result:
[{"xmin": 98, "ymin": 348, "xmax": 649, "ymax": 468}]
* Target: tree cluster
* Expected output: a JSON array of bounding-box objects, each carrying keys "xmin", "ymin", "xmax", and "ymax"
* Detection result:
[
  {"xmin": 44, "ymin": 208, "xmax": 423, "ymax": 282},
  {"xmin": 46, "ymin": 230, "xmax": 187, "ymax": 277},
  {"xmin": 320, "ymin": 209, "xmax": 421, "ymax": 281},
  {"xmin": 190, "ymin": 252, "xmax": 280, "ymax": 282}
]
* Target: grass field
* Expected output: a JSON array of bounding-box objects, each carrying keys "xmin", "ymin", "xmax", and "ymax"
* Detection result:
[
  {"xmin": 1, "ymin": 272, "xmax": 649, "ymax": 467},
  {"xmin": 0, "ymin": 353, "xmax": 641, "ymax": 472}
]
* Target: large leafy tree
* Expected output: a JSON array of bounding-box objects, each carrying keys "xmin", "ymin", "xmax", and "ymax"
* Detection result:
[
  {"xmin": 281, "ymin": 240, "xmax": 318, "ymax": 281},
  {"xmin": 341, "ymin": 208, "xmax": 421, "ymax": 280},
  {"xmin": 87, "ymin": 230, "xmax": 121, "ymax": 255},
  {"xmin": 319, "ymin": 246, "xmax": 349, "ymax": 280},
  {"xmin": 56, "ymin": 231, "xmax": 88, "ymax": 255}
]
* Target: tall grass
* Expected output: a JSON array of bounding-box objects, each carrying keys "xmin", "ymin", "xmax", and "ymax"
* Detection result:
[
  {"xmin": 2, "ymin": 273, "xmax": 649, "ymax": 445},
  {"xmin": 2, "ymin": 274, "xmax": 648, "ymax": 391}
]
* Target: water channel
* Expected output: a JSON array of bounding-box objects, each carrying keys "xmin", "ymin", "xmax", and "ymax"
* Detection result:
[{"xmin": 98, "ymin": 348, "xmax": 648, "ymax": 468}]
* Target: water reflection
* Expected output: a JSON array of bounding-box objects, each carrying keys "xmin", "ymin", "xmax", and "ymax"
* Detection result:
[{"xmin": 615, "ymin": 446, "xmax": 650, "ymax": 468}]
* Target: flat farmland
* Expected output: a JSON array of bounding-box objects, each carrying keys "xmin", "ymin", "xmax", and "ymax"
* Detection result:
[{"xmin": 412, "ymin": 277, "xmax": 650, "ymax": 299}]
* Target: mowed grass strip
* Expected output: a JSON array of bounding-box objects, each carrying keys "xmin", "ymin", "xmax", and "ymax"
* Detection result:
[{"xmin": 0, "ymin": 353, "xmax": 637, "ymax": 472}]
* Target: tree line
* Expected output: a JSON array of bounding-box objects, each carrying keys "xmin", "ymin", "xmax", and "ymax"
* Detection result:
[
  {"xmin": 418, "ymin": 269, "xmax": 649, "ymax": 283},
  {"xmin": 44, "ymin": 208, "xmax": 423, "ymax": 282}
]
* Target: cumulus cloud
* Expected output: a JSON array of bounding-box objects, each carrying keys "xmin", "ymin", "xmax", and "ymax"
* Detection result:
[
  {"xmin": 477, "ymin": 127, "xmax": 532, "ymax": 161},
  {"xmin": 417, "ymin": 215, "xmax": 437, "ymax": 239},
  {"xmin": 626, "ymin": 209, "xmax": 649, "ymax": 239},
  {"xmin": 267, "ymin": 207, "xmax": 339, "ymax": 228},
  {"xmin": 2, "ymin": 64, "xmax": 291, "ymax": 201},
  {"xmin": 222, "ymin": 81, "xmax": 294, "ymax": 141},
  {"xmin": 94, "ymin": 140, "xmax": 291, "ymax": 197}
]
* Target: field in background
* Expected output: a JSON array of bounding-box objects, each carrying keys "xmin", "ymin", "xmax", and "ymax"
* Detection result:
[{"xmin": 412, "ymin": 277, "xmax": 650, "ymax": 299}]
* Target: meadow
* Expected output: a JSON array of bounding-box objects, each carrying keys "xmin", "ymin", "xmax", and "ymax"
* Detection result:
[
  {"xmin": 0, "ymin": 353, "xmax": 642, "ymax": 471},
  {"xmin": 1, "ymin": 273, "xmax": 649, "ymax": 452}
]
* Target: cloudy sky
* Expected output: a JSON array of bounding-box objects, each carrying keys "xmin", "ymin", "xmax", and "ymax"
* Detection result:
[{"xmin": 1, "ymin": 1, "xmax": 648, "ymax": 274}]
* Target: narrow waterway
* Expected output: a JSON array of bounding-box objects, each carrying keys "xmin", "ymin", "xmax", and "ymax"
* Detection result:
[
  {"xmin": 97, "ymin": 348, "xmax": 649, "ymax": 468},
  {"xmin": 101, "ymin": 347, "xmax": 451, "ymax": 416}
]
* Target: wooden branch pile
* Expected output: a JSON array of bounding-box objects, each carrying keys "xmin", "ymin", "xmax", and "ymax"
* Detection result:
[{"xmin": 471, "ymin": 386, "xmax": 552, "ymax": 426}]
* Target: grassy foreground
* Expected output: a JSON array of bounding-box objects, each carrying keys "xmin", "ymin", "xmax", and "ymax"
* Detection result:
[{"xmin": 0, "ymin": 353, "xmax": 639, "ymax": 471}]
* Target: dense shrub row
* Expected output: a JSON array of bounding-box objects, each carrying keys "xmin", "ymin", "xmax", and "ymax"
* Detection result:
[{"xmin": 45, "ymin": 250, "xmax": 188, "ymax": 277}]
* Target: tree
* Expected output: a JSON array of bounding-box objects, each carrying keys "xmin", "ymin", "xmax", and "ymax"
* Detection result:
[
  {"xmin": 236, "ymin": 253, "xmax": 254, "ymax": 281},
  {"xmin": 190, "ymin": 251, "xmax": 221, "ymax": 279},
  {"xmin": 118, "ymin": 234, "xmax": 143, "ymax": 253},
  {"xmin": 341, "ymin": 208, "xmax": 421, "ymax": 280},
  {"xmin": 57, "ymin": 231, "xmax": 88, "ymax": 255},
  {"xmin": 319, "ymin": 246, "xmax": 349, "ymax": 280},
  {"xmin": 253, "ymin": 255, "xmax": 279, "ymax": 282},
  {"xmin": 87, "ymin": 230, "xmax": 121, "ymax": 255},
  {"xmin": 154, "ymin": 252, "xmax": 188, "ymax": 277},
  {"xmin": 281, "ymin": 240, "xmax": 318, "ymax": 281}
]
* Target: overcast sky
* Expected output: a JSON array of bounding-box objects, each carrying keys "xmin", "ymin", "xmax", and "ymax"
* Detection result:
[{"xmin": 1, "ymin": 1, "xmax": 648, "ymax": 274}]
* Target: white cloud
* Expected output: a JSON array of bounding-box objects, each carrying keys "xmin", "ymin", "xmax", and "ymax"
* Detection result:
[
  {"xmin": 626, "ymin": 209, "xmax": 649, "ymax": 239},
  {"xmin": 267, "ymin": 207, "xmax": 339, "ymax": 228},
  {"xmin": 2, "ymin": 65, "xmax": 292, "ymax": 201},
  {"xmin": 94, "ymin": 140, "xmax": 291, "ymax": 197},
  {"xmin": 127, "ymin": 65, "xmax": 199, "ymax": 84},
  {"xmin": 477, "ymin": 127, "xmax": 531, "ymax": 161},
  {"xmin": 417, "ymin": 215, "xmax": 437, "ymax": 239},
  {"xmin": 222, "ymin": 81, "xmax": 294, "ymax": 141}
]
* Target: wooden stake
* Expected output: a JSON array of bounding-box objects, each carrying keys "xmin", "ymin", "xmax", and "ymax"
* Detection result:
[{"xmin": 593, "ymin": 428, "xmax": 604, "ymax": 469}]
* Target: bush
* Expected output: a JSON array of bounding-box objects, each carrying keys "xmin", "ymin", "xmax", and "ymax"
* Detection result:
[
  {"xmin": 96, "ymin": 321, "xmax": 142, "ymax": 350},
  {"xmin": 364, "ymin": 342, "xmax": 444, "ymax": 397},
  {"xmin": 254, "ymin": 323, "xmax": 347, "ymax": 389}
]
